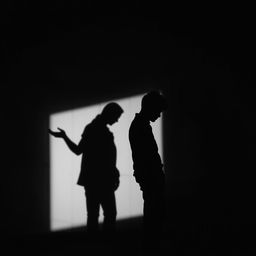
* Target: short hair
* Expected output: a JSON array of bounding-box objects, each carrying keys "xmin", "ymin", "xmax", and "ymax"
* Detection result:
[
  {"xmin": 102, "ymin": 102, "xmax": 124, "ymax": 117},
  {"xmin": 142, "ymin": 91, "xmax": 167, "ymax": 111}
]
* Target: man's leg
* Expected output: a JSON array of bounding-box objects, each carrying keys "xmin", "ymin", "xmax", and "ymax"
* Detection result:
[
  {"xmin": 85, "ymin": 189, "xmax": 100, "ymax": 234},
  {"xmin": 101, "ymin": 190, "xmax": 117, "ymax": 235},
  {"xmin": 142, "ymin": 186, "xmax": 165, "ymax": 252}
]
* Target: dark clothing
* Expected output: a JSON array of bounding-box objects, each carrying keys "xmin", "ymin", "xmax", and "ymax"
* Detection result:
[
  {"xmin": 76, "ymin": 115, "xmax": 119, "ymax": 232},
  {"xmin": 142, "ymin": 181, "xmax": 165, "ymax": 248},
  {"xmin": 77, "ymin": 115, "xmax": 119, "ymax": 190},
  {"xmin": 85, "ymin": 188, "xmax": 117, "ymax": 233},
  {"xmin": 129, "ymin": 113, "xmax": 164, "ymax": 187},
  {"xmin": 129, "ymin": 113, "xmax": 165, "ymax": 250}
]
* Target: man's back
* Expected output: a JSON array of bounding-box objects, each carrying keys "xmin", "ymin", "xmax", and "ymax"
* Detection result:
[
  {"xmin": 129, "ymin": 113, "xmax": 163, "ymax": 186},
  {"xmin": 77, "ymin": 115, "xmax": 118, "ymax": 189}
]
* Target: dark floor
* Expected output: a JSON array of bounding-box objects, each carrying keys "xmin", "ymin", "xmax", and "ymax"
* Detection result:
[{"xmin": 2, "ymin": 218, "xmax": 255, "ymax": 256}]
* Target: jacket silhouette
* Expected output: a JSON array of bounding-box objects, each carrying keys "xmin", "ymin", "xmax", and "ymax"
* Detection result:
[
  {"xmin": 129, "ymin": 91, "xmax": 167, "ymax": 252},
  {"xmin": 49, "ymin": 102, "xmax": 123, "ymax": 234},
  {"xmin": 77, "ymin": 114, "xmax": 120, "ymax": 191},
  {"xmin": 129, "ymin": 112, "xmax": 164, "ymax": 190}
]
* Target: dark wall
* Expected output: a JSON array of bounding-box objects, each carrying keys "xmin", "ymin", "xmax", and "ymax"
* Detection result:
[
  {"xmin": 1, "ymin": 1, "xmax": 256, "ymax": 249},
  {"xmin": 166, "ymin": 55, "xmax": 254, "ymax": 249}
]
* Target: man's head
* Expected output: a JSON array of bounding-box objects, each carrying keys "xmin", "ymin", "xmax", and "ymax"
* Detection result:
[
  {"xmin": 101, "ymin": 102, "xmax": 124, "ymax": 125},
  {"xmin": 141, "ymin": 91, "xmax": 167, "ymax": 122}
]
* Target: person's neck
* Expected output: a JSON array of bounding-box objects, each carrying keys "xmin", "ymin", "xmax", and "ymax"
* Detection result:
[
  {"xmin": 138, "ymin": 110, "xmax": 150, "ymax": 122},
  {"xmin": 98, "ymin": 114, "xmax": 108, "ymax": 125}
]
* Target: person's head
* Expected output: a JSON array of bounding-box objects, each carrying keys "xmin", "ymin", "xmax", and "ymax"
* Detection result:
[
  {"xmin": 141, "ymin": 91, "xmax": 167, "ymax": 122},
  {"xmin": 101, "ymin": 102, "xmax": 124, "ymax": 125}
]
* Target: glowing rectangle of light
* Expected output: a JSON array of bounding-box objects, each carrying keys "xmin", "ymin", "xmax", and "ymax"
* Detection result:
[{"xmin": 49, "ymin": 94, "xmax": 163, "ymax": 231}]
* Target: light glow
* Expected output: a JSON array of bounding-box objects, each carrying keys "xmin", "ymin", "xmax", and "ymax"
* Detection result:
[{"xmin": 49, "ymin": 95, "xmax": 163, "ymax": 231}]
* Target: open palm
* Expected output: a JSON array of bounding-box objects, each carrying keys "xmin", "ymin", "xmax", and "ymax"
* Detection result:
[{"xmin": 48, "ymin": 128, "xmax": 66, "ymax": 138}]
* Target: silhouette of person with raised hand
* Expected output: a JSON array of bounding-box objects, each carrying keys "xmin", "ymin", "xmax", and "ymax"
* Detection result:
[
  {"xmin": 49, "ymin": 102, "xmax": 124, "ymax": 236},
  {"xmin": 129, "ymin": 91, "xmax": 167, "ymax": 252}
]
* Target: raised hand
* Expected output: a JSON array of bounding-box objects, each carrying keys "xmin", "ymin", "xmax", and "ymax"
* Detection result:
[{"xmin": 48, "ymin": 128, "xmax": 66, "ymax": 138}]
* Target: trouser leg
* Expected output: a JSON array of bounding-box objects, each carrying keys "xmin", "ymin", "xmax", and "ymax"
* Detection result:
[
  {"xmin": 101, "ymin": 190, "xmax": 117, "ymax": 234},
  {"xmin": 85, "ymin": 189, "xmax": 100, "ymax": 233},
  {"xmin": 142, "ymin": 186, "xmax": 165, "ymax": 251}
]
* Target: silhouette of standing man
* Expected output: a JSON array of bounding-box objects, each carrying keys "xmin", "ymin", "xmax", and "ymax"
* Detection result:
[
  {"xmin": 49, "ymin": 102, "xmax": 124, "ymax": 235},
  {"xmin": 129, "ymin": 91, "xmax": 167, "ymax": 252}
]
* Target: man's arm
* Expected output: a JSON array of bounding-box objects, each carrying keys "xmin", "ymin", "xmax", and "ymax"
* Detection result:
[{"xmin": 48, "ymin": 128, "xmax": 83, "ymax": 155}]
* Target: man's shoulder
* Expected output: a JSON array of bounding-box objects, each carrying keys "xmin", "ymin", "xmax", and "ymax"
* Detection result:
[
  {"xmin": 130, "ymin": 113, "xmax": 150, "ymax": 129},
  {"xmin": 131, "ymin": 113, "xmax": 142, "ymax": 125},
  {"xmin": 82, "ymin": 116, "xmax": 100, "ymax": 137},
  {"xmin": 129, "ymin": 114, "xmax": 147, "ymax": 138},
  {"xmin": 129, "ymin": 114, "xmax": 139, "ymax": 130}
]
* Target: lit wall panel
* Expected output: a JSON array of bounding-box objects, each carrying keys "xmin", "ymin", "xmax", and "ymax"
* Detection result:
[{"xmin": 49, "ymin": 94, "xmax": 163, "ymax": 231}]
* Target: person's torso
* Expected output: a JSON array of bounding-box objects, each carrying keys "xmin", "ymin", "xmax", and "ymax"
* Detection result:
[
  {"xmin": 77, "ymin": 116, "xmax": 118, "ymax": 187},
  {"xmin": 129, "ymin": 114, "xmax": 163, "ymax": 175}
]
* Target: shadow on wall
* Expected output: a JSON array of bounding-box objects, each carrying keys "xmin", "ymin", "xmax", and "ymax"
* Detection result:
[{"xmin": 49, "ymin": 94, "xmax": 163, "ymax": 231}]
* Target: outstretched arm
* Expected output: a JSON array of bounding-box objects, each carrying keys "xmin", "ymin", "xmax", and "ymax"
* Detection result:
[{"xmin": 48, "ymin": 128, "xmax": 83, "ymax": 155}]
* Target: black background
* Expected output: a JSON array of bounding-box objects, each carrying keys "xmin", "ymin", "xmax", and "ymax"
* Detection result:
[{"xmin": 1, "ymin": 1, "xmax": 256, "ymax": 254}]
